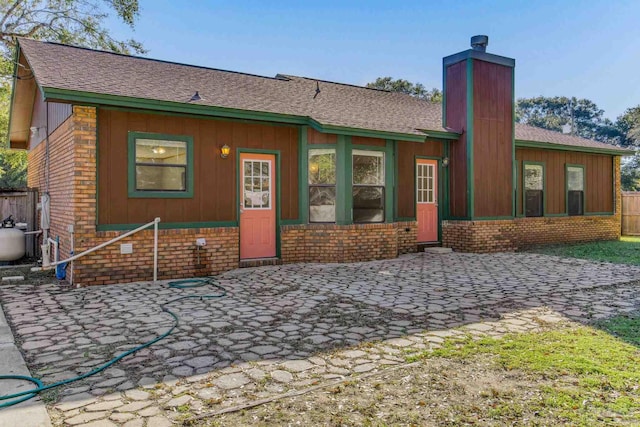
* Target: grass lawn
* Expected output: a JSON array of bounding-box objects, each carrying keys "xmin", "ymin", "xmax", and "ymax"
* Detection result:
[
  {"xmin": 527, "ymin": 236, "xmax": 640, "ymax": 265},
  {"xmin": 206, "ymin": 319, "xmax": 640, "ymax": 427}
]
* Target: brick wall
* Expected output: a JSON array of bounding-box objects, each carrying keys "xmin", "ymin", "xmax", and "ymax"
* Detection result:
[
  {"xmin": 27, "ymin": 115, "xmax": 75, "ymax": 259},
  {"xmin": 396, "ymin": 221, "xmax": 418, "ymax": 254},
  {"xmin": 281, "ymin": 223, "xmax": 399, "ymax": 263},
  {"xmin": 73, "ymin": 227, "xmax": 239, "ymax": 286},
  {"xmin": 442, "ymin": 157, "xmax": 622, "ymax": 252}
]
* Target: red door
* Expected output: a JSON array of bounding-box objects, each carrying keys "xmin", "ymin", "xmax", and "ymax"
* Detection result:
[
  {"xmin": 240, "ymin": 153, "xmax": 276, "ymax": 259},
  {"xmin": 416, "ymin": 159, "xmax": 438, "ymax": 242}
]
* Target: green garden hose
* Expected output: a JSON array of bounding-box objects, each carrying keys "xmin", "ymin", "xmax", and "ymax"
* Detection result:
[{"xmin": 0, "ymin": 277, "xmax": 226, "ymax": 409}]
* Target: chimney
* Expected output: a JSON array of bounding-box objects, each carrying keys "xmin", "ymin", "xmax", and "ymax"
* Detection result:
[
  {"xmin": 442, "ymin": 36, "xmax": 516, "ymax": 219},
  {"xmin": 470, "ymin": 35, "xmax": 489, "ymax": 52}
]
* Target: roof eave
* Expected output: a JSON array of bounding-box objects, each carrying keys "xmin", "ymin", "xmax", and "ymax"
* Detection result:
[
  {"xmin": 516, "ymin": 139, "xmax": 633, "ymax": 156},
  {"xmin": 42, "ymin": 87, "xmax": 429, "ymax": 143}
]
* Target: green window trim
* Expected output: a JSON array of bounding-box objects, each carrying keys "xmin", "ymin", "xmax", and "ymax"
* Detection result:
[
  {"xmin": 127, "ymin": 131, "xmax": 194, "ymax": 198},
  {"xmin": 565, "ymin": 163, "xmax": 586, "ymax": 216},
  {"xmin": 522, "ymin": 161, "xmax": 546, "ymax": 217},
  {"xmin": 352, "ymin": 147, "xmax": 388, "ymax": 224}
]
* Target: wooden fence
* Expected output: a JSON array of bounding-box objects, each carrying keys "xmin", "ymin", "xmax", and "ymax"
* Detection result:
[
  {"xmin": 622, "ymin": 192, "xmax": 640, "ymax": 235},
  {"xmin": 0, "ymin": 188, "xmax": 38, "ymax": 257}
]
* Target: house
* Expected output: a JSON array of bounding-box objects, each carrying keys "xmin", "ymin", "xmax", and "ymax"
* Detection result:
[{"xmin": 8, "ymin": 36, "xmax": 629, "ymax": 286}]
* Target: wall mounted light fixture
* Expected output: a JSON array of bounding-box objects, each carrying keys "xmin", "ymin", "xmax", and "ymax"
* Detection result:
[
  {"xmin": 220, "ymin": 144, "xmax": 231, "ymax": 159},
  {"xmin": 442, "ymin": 157, "xmax": 450, "ymax": 167}
]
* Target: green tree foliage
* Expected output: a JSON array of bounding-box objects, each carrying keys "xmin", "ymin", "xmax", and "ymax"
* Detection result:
[
  {"xmin": 516, "ymin": 96, "xmax": 623, "ymax": 144},
  {"xmin": 621, "ymin": 154, "xmax": 640, "ymax": 191},
  {"xmin": 616, "ymin": 106, "xmax": 640, "ymax": 190},
  {"xmin": 366, "ymin": 77, "xmax": 442, "ymax": 103},
  {"xmin": 0, "ymin": 0, "xmax": 144, "ymax": 188},
  {"xmin": 616, "ymin": 106, "xmax": 640, "ymax": 147}
]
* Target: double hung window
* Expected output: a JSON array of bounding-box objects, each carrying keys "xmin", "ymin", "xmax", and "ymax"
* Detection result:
[
  {"xmin": 352, "ymin": 150, "xmax": 384, "ymax": 223},
  {"xmin": 128, "ymin": 132, "xmax": 193, "ymax": 198},
  {"xmin": 524, "ymin": 163, "xmax": 544, "ymax": 217},
  {"xmin": 567, "ymin": 165, "xmax": 585, "ymax": 216},
  {"xmin": 308, "ymin": 149, "xmax": 336, "ymax": 222}
]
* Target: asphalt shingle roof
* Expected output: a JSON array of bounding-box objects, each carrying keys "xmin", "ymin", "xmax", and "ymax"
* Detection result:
[{"xmin": 18, "ymin": 38, "xmax": 629, "ymax": 153}]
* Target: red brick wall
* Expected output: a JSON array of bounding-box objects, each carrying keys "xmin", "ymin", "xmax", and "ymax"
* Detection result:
[
  {"xmin": 27, "ymin": 115, "xmax": 76, "ymax": 260},
  {"xmin": 74, "ymin": 227, "xmax": 239, "ymax": 286},
  {"xmin": 281, "ymin": 223, "xmax": 399, "ymax": 263},
  {"xmin": 396, "ymin": 221, "xmax": 417, "ymax": 254}
]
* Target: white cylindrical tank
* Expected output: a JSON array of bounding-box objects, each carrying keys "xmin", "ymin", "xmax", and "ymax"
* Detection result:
[{"xmin": 0, "ymin": 227, "xmax": 25, "ymax": 261}]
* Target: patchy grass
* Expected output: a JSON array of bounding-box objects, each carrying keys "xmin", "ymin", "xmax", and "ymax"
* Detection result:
[
  {"xmin": 526, "ymin": 236, "xmax": 640, "ymax": 265},
  {"xmin": 413, "ymin": 325, "xmax": 640, "ymax": 425},
  {"xmin": 205, "ymin": 324, "xmax": 640, "ymax": 426},
  {"xmin": 594, "ymin": 312, "xmax": 640, "ymax": 348}
]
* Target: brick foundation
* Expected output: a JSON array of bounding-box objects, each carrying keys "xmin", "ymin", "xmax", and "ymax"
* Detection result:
[
  {"xmin": 74, "ymin": 227, "xmax": 239, "ymax": 286},
  {"xmin": 442, "ymin": 215, "xmax": 621, "ymax": 253},
  {"xmin": 281, "ymin": 223, "xmax": 409, "ymax": 263}
]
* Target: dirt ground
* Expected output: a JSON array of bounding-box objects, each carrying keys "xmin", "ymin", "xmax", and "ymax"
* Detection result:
[{"xmin": 199, "ymin": 354, "xmax": 626, "ymax": 427}]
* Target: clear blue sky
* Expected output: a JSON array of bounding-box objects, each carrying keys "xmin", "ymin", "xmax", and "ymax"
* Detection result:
[{"xmin": 107, "ymin": 0, "xmax": 640, "ymax": 120}]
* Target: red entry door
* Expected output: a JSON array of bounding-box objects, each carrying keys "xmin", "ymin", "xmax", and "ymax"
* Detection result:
[
  {"xmin": 240, "ymin": 153, "xmax": 276, "ymax": 259},
  {"xmin": 416, "ymin": 159, "xmax": 438, "ymax": 242}
]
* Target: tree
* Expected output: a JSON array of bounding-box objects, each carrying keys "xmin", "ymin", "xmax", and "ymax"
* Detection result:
[
  {"xmin": 615, "ymin": 106, "xmax": 640, "ymax": 147},
  {"xmin": 366, "ymin": 77, "xmax": 442, "ymax": 103},
  {"xmin": 0, "ymin": 0, "xmax": 145, "ymax": 188},
  {"xmin": 516, "ymin": 96, "xmax": 624, "ymax": 145}
]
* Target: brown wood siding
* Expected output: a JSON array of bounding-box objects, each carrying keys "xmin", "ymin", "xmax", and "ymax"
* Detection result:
[
  {"xmin": 351, "ymin": 136, "xmax": 386, "ymax": 147},
  {"xmin": 308, "ymin": 128, "xmax": 337, "ymax": 144},
  {"xmin": 516, "ymin": 148, "xmax": 613, "ymax": 215},
  {"xmin": 29, "ymin": 90, "xmax": 46, "ymax": 149},
  {"xmin": 445, "ymin": 61, "xmax": 468, "ymax": 217},
  {"xmin": 48, "ymin": 102, "xmax": 73, "ymax": 134},
  {"xmin": 472, "ymin": 60, "xmax": 513, "ymax": 217},
  {"xmin": 29, "ymin": 94, "xmax": 73, "ymax": 149},
  {"xmin": 98, "ymin": 109, "xmax": 299, "ymax": 225},
  {"xmin": 396, "ymin": 140, "xmax": 444, "ymax": 218}
]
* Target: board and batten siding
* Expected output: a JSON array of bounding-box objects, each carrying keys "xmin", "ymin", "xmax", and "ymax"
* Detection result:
[
  {"xmin": 29, "ymin": 90, "xmax": 73, "ymax": 149},
  {"xmin": 472, "ymin": 60, "xmax": 514, "ymax": 218},
  {"xmin": 444, "ymin": 61, "xmax": 468, "ymax": 218},
  {"xmin": 97, "ymin": 109, "xmax": 299, "ymax": 226},
  {"xmin": 516, "ymin": 148, "xmax": 614, "ymax": 215}
]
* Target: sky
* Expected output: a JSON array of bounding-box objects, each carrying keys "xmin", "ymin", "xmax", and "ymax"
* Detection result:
[{"xmin": 106, "ymin": 0, "xmax": 640, "ymax": 120}]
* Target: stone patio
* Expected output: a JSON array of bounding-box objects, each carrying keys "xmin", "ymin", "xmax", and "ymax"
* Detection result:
[{"xmin": 0, "ymin": 252, "xmax": 639, "ymax": 426}]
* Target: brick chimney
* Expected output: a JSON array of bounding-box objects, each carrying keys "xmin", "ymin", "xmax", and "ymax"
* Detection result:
[{"xmin": 443, "ymin": 36, "xmax": 515, "ymax": 219}]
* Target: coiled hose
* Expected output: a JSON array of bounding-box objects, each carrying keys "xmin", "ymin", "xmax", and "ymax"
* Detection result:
[{"xmin": 0, "ymin": 277, "xmax": 226, "ymax": 409}]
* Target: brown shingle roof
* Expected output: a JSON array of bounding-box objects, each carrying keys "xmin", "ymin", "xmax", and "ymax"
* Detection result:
[{"xmin": 18, "ymin": 38, "xmax": 630, "ymax": 153}]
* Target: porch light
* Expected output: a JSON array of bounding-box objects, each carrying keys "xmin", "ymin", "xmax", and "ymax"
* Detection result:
[
  {"xmin": 220, "ymin": 144, "xmax": 231, "ymax": 159},
  {"xmin": 442, "ymin": 157, "xmax": 450, "ymax": 167}
]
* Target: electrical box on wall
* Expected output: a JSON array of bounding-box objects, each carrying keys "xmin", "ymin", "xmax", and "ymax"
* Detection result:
[
  {"xmin": 120, "ymin": 243, "xmax": 133, "ymax": 254},
  {"xmin": 196, "ymin": 238, "xmax": 207, "ymax": 247}
]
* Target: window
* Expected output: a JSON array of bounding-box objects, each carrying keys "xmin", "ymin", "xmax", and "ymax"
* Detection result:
[
  {"xmin": 352, "ymin": 150, "xmax": 384, "ymax": 223},
  {"xmin": 567, "ymin": 165, "xmax": 584, "ymax": 216},
  {"xmin": 244, "ymin": 160, "xmax": 271, "ymax": 209},
  {"xmin": 128, "ymin": 132, "xmax": 193, "ymax": 198},
  {"xmin": 524, "ymin": 163, "xmax": 544, "ymax": 217},
  {"xmin": 417, "ymin": 163, "xmax": 435, "ymax": 203},
  {"xmin": 308, "ymin": 149, "xmax": 336, "ymax": 222}
]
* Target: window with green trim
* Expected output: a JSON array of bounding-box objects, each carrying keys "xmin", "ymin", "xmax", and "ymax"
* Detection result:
[
  {"xmin": 567, "ymin": 165, "xmax": 584, "ymax": 216},
  {"xmin": 524, "ymin": 163, "xmax": 543, "ymax": 217},
  {"xmin": 352, "ymin": 149, "xmax": 384, "ymax": 223},
  {"xmin": 308, "ymin": 148, "xmax": 336, "ymax": 222},
  {"xmin": 128, "ymin": 132, "xmax": 194, "ymax": 198}
]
